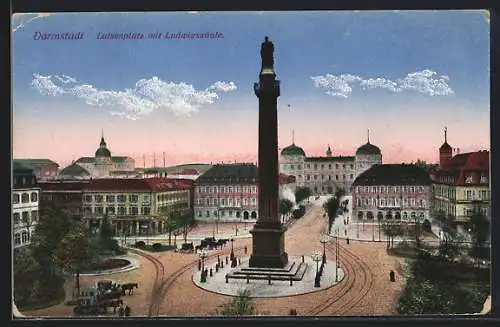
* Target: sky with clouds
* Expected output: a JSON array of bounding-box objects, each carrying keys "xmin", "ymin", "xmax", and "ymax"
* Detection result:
[{"xmin": 12, "ymin": 11, "xmax": 490, "ymax": 168}]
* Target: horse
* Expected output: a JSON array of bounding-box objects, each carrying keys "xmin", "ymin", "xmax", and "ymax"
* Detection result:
[{"xmin": 121, "ymin": 282, "xmax": 139, "ymax": 295}]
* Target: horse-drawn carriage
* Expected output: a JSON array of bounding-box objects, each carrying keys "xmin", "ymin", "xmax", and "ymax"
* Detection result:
[{"xmin": 72, "ymin": 280, "xmax": 138, "ymax": 316}]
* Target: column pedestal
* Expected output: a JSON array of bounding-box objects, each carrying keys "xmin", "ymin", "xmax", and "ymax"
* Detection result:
[{"xmin": 249, "ymin": 222, "xmax": 288, "ymax": 268}]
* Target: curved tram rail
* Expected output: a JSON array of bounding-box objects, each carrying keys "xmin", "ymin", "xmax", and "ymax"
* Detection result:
[{"xmin": 305, "ymin": 240, "xmax": 375, "ymax": 316}]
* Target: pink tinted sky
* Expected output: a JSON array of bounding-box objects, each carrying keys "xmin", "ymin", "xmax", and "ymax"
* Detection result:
[{"xmin": 13, "ymin": 100, "xmax": 489, "ymax": 169}]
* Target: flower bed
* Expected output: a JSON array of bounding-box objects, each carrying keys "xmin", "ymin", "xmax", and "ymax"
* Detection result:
[{"xmin": 80, "ymin": 258, "xmax": 131, "ymax": 273}]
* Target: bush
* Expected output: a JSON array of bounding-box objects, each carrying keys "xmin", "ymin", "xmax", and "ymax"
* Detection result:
[
  {"xmin": 134, "ymin": 241, "xmax": 146, "ymax": 248},
  {"xmin": 152, "ymin": 243, "xmax": 163, "ymax": 251}
]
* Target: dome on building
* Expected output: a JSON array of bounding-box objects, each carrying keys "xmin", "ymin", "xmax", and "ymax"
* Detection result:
[
  {"xmin": 95, "ymin": 136, "xmax": 111, "ymax": 157},
  {"xmin": 281, "ymin": 143, "xmax": 306, "ymax": 156},
  {"xmin": 356, "ymin": 142, "xmax": 381, "ymax": 155}
]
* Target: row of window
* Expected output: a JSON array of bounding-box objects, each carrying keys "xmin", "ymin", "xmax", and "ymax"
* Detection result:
[
  {"xmin": 13, "ymin": 210, "xmax": 38, "ymax": 225},
  {"xmin": 306, "ymin": 174, "xmax": 354, "ymax": 181},
  {"xmin": 465, "ymin": 175, "xmax": 489, "ymax": 184},
  {"xmin": 356, "ymin": 197, "xmax": 427, "ymax": 208},
  {"xmin": 197, "ymin": 185, "xmax": 257, "ymax": 194},
  {"xmin": 197, "ymin": 197, "xmax": 257, "ymax": 207},
  {"xmin": 196, "ymin": 210, "xmax": 258, "ymax": 219},
  {"xmin": 356, "ymin": 186, "xmax": 425, "ymax": 194},
  {"xmin": 434, "ymin": 187, "xmax": 489, "ymax": 201},
  {"xmin": 14, "ymin": 176, "xmax": 36, "ymax": 186},
  {"xmin": 83, "ymin": 206, "xmax": 151, "ymax": 216},
  {"xmin": 13, "ymin": 231, "xmax": 31, "ymax": 246},
  {"xmin": 157, "ymin": 193, "xmax": 188, "ymax": 202},
  {"xmin": 12, "ymin": 192, "xmax": 38, "ymax": 204},
  {"xmin": 357, "ymin": 210, "xmax": 426, "ymax": 220},
  {"xmin": 84, "ymin": 194, "xmax": 149, "ymax": 203},
  {"xmin": 284, "ymin": 163, "xmax": 356, "ymax": 171}
]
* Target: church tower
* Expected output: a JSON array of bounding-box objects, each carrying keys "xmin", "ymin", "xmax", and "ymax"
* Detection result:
[
  {"xmin": 439, "ymin": 127, "xmax": 453, "ymax": 168},
  {"xmin": 326, "ymin": 144, "xmax": 332, "ymax": 157}
]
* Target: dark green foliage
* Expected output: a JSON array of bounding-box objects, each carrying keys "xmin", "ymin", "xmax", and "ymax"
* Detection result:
[
  {"xmin": 14, "ymin": 203, "xmax": 74, "ymax": 310},
  {"xmin": 397, "ymin": 250, "xmax": 490, "ymax": 314},
  {"xmin": 216, "ymin": 289, "xmax": 258, "ymax": 316},
  {"xmin": 134, "ymin": 241, "xmax": 146, "ymax": 248},
  {"xmin": 279, "ymin": 198, "xmax": 294, "ymax": 220},
  {"xmin": 294, "ymin": 186, "xmax": 312, "ymax": 205},
  {"xmin": 152, "ymin": 243, "xmax": 162, "ymax": 251},
  {"xmin": 323, "ymin": 196, "xmax": 340, "ymax": 233}
]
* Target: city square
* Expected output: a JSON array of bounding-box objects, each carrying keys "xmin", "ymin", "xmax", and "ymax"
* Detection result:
[{"xmin": 12, "ymin": 11, "xmax": 490, "ymax": 318}]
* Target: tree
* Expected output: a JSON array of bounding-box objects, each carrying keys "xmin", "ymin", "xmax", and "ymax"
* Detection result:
[
  {"xmin": 334, "ymin": 187, "xmax": 345, "ymax": 201},
  {"xmin": 172, "ymin": 210, "xmax": 192, "ymax": 244},
  {"xmin": 466, "ymin": 210, "xmax": 490, "ymax": 266},
  {"xmin": 323, "ymin": 196, "xmax": 340, "ymax": 233},
  {"xmin": 294, "ymin": 186, "xmax": 312, "ymax": 205},
  {"xmin": 53, "ymin": 223, "xmax": 95, "ymax": 298},
  {"xmin": 216, "ymin": 289, "xmax": 258, "ymax": 316},
  {"xmin": 30, "ymin": 202, "xmax": 75, "ymax": 272},
  {"xmin": 95, "ymin": 212, "xmax": 119, "ymax": 253},
  {"xmin": 279, "ymin": 198, "xmax": 294, "ymax": 223},
  {"xmin": 165, "ymin": 220, "xmax": 177, "ymax": 246},
  {"xmin": 381, "ymin": 222, "xmax": 403, "ymax": 249}
]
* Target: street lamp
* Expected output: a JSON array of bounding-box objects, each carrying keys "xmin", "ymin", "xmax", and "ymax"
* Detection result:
[
  {"xmin": 356, "ymin": 216, "xmax": 360, "ymax": 239},
  {"xmin": 320, "ymin": 236, "xmax": 328, "ymax": 265},
  {"xmin": 311, "ymin": 252, "xmax": 322, "ymax": 287},
  {"xmin": 230, "ymin": 238, "xmax": 235, "ymax": 261},
  {"xmin": 199, "ymin": 251, "xmax": 207, "ymax": 282},
  {"xmin": 372, "ymin": 214, "xmax": 375, "ymax": 241},
  {"xmin": 335, "ymin": 228, "xmax": 340, "ymax": 282}
]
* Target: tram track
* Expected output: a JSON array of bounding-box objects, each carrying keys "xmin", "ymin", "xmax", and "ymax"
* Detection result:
[{"xmin": 305, "ymin": 240, "xmax": 375, "ymax": 316}]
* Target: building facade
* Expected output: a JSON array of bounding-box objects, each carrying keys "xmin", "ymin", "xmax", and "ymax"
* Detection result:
[
  {"xmin": 194, "ymin": 164, "xmax": 259, "ymax": 222},
  {"xmin": 62, "ymin": 134, "xmax": 135, "ymax": 179},
  {"xmin": 39, "ymin": 180, "xmax": 90, "ymax": 221},
  {"xmin": 81, "ymin": 178, "xmax": 192, "ymax": 236},
  {"xmin": 433, "ymin": 149, "xmax": 490, "ymax": 223},
  {"xmin": 13, "ymin": 159, "xmax": 59, "ymax": 180},
  {"xmin": 12, "ymin": 162, "xmax": 40, "ymax": 249},
  {"xmin": 280, "ymin": 133, "xmax": 382, "ymax": 195},
  {"xmin": 352, "ymin": 164, "xmax": 432, "ymax": 223}
]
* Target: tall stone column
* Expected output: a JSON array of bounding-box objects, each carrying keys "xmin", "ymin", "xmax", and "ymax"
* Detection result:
[
  {"xmin": 249, "ymin": 36, "xmax": 288, "ymax": 268},
  {"xmin": 135, "ymin": 221, "xmax": 139, "ymax": 235}
]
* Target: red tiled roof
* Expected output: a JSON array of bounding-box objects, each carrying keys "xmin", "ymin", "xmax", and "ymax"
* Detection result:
[
  {"xmin": 434, "ymin": 150, "xmax": 489, "ymax": 186},
  {"xmin": 85, "ymin": 178, "xmax": 193, "ymax": 192},
  {"xmin": 169, "ymin": 168, "xmax": 199, "ymax": 175},
  {"xmin": 39, "ymin": 181, "xmax": 90, "ymax": 191}
]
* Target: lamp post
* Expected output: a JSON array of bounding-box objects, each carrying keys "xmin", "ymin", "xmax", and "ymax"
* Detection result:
[
  {"xmin": 335, "ymin": 227, "xmax": 340, "ymax": 281},
  {"xmin": 320, "ymin": 236, "xmax": 328, "ymax": 265},
  {"xmin": 356, "ymin": 216, "xmax": 360, "ymax": 239},
  {"xmin": 199, "ymin": 251, "xmax": 207, "ymax": 282},
  {"xmin": 372, "ymin": 215, "xmax": 375, "ymax": 241},
  {"xmin": 311, "ymin": 252, "xmax": 321, "ymax": 287},
  {"xmin": 230, "ymin": 238, "xmax": 235, "ymax": 260}
]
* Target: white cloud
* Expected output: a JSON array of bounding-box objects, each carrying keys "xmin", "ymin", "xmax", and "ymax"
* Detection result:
[
  {"xmin": 207, "ymin": 81, "xmax": 237, "ymax": 92},
  {"xmin": 396, "ymin": 69, "xmax": 454, "ymax": 96},
  {"xmin": 31, "ymin": 74, "xmax": 65, "ymax": 96},
  {"xmin": 12, "ymin": 13, "xmax": 53, "ymax": 33},
  {"xmin": 311, "ymin": 74, "xmax": 362, "ymax": 98},
  {"xmin": 31, "ymin": 74, "xmax": 237, "ymax": 119},
  {"xmin": 54, "ymin": 74, "xmax": 77, "ymax": 84},
  {"xmin": 312, "ymin": 69, "xmax": 453, "ymax": 98}
]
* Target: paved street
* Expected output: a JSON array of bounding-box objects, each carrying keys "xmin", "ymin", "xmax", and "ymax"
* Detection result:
[{"xmin": 23, "ymin": 197, "xmax": 406, "ymax": 317}]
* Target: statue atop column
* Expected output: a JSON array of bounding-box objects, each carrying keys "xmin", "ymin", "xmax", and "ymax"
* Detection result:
[{"xmin": 260, "ymin": 36, "xmax": 274, "ymax": 69}]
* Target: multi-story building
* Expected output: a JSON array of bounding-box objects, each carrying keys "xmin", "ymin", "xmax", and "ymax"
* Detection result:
[
  {"xmin": 352, "ymin": 164, "xmax": 432, "ymax": 223},
  {"xmin": 13, "ymin": 159, "xmax": 59, "ymax": 181},
  {"xmin": 61, "ymin": 133, "xmax": 135, "ymax": 179},
  {"xmin": 39, "ymin": 180, "xmax": 90, "ymax": 221},
  {"xmin": 12, "ymin": 162, "xmax": 40, "ymax": 249},
  {"xmin": 194, "ymin": 164, "xmax": 259, "ymax": 222},
  {"xmin": 433, "ymin": 149, "xmax": 490, "ymax": 223},
  {"xmin": 81, "ymin": 178, "xmax": 192, "ymax": 235},
  {"xmin": 280, "ymin": 132, "xmax": 382, "ymax": 195},
  {"xmin": 194, "ymin": 164, "xmax": 297, "ymax": 222}
]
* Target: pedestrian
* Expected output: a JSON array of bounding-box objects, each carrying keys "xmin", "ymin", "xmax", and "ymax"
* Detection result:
[
  {"xmin": 118, "ymin": 305, "xmax": 124, "ymax": 317},
  {"xmin": 244, "ymin": 245, "xmax": 248, "ymax": 254}
]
